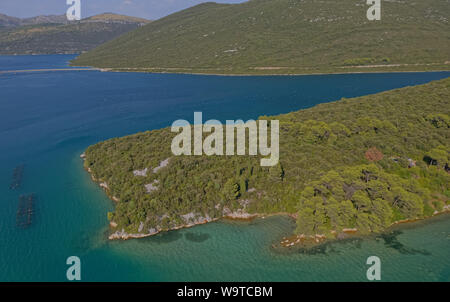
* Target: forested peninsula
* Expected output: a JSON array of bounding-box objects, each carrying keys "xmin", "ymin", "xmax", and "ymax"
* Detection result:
[{"xmin": 82, "ymin": 77, "xmax": 450, "ymax": 242}]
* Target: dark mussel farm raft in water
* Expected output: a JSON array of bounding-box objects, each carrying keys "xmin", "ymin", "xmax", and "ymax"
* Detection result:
[
  {"xmin": 16, "ymin": 193, "xmax": 36, "ymax": 228},
  {"xmin": 10, "ymin": 164, "xmax": 24, "ymax": 190}
]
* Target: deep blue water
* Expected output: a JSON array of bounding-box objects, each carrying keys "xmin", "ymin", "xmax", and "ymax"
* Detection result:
[
  {"xmin": 0, "ymin": 55, "xmax": 449, "ymax": 281},
  {"xmin": 0, "ymin": 54, "xmax": 86, "ymax": 71}
]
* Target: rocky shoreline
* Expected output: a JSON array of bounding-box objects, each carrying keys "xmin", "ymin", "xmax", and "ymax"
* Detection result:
[
  {"xmin": 279, "ymin": 205, "xmax": 450, "ymax": 248},
  {"xmin": 81, "ymin": 152, "xmax": 449, "ymax": 244},
  {"xmin": 81, "ymin": 152, "xmax": 294, "ymax": 240},
  {"xmin": 108, "ymin": 211, "xmax": 298, "ymax": 240}
]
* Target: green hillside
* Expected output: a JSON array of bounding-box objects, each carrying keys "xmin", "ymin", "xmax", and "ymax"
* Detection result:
[
  {"xmin": 83, "ymin": 78, "xmax": 450, "ymax": 239},
  {"xmin": 72, "ymin": 0, "xmax": 450, "ymax": 74},
  {"xmin": 0, "ymin": 13, "xmax": 150, "ymax": 55}
]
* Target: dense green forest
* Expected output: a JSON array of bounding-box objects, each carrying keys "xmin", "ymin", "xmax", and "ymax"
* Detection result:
[
  {"xmin": 84, "ymin": 78, "xmax": 450, "ymax": 238},
  {"xmin": 0, "ymin": 13, "xmax": 149, "ymax": 55},
  {"xmin": 72, "ymin": 0, "xmax": 450, "ymax": 75}
]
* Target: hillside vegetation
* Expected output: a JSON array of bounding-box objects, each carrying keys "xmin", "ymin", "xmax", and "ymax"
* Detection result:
[
  {"xmin": 0, "ymin": 13, "xmax": 150, "ymax": 55},
  {"xmin": 72, "ymin": 0, "xmax": 450, "ymax": 74},
  {"xmin": 83, "ymin": 78, "xmax": 450, "ymax": 238}
]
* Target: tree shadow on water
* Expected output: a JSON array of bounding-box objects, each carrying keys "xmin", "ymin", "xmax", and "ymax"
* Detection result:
[
  {"xmin": 297, "ymin": 237, "xmax": 365, "ymax": 256},
  {"xmin": 148, "ymin": 231, "xmax": 183, "ymax": 245},
  {"xmin": 271, "ymin": 236, "xmax": 365, "ymax": 256},
  {"xmin": 71, "ymin": 231, "xmax": 101, "ymax": 255},
  {"xmin": 184, "ymin": 232, "xmax": 210, "ymax": 243},
  {"xmin": 377, "ymin": 231, "xmax": 431, "ymax": 256},
  {"xmin": 297, "ymin": 243, "xmax": 332, "ymax": 255}
]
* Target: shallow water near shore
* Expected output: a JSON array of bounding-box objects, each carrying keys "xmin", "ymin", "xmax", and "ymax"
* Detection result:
[{"xmin": 0, "ymin": 55, "xmax": 449, "ymax": 281}]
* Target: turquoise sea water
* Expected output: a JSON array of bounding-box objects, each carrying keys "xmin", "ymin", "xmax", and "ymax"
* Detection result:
[{"xmin": 0, "ymin": 55, "xmax": 449, "ymax": 281}]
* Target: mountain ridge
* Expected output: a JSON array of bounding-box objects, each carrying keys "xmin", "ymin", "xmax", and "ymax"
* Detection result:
[
  {"xmin": 0, "ymin": 13, "xmax": 151, "ymax": 55},
  {"xmin": 71, "ymin": 0, "xmax": 450, "ymax": 75}
]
